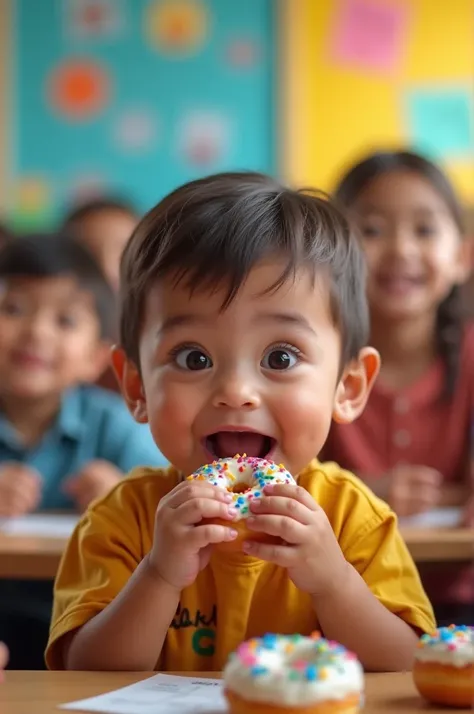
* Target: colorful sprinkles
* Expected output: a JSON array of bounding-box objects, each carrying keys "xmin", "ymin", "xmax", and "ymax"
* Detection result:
[
  {"xmin": 187, "ymin": 454, "xmax": 296, "ymax": 519},
  {"xmin": 231, "ymin": 632, "xmax": 357, "ymax": 682},
  {"xmin": 418, "ymin": 625, "xmax": 473, "ymax": 650}
]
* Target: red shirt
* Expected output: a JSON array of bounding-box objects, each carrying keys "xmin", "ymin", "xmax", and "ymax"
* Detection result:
[{"xmin": 323, "ymin": 323, "xmax": 474, "ymax": 604}]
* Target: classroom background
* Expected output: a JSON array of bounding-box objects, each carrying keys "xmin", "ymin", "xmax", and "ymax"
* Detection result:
[
  {"xmin": 0, "ymin": 0, "xmax": 474, "ymax": 687},
  {"xmin": 0, "ymin": 0, "xmax": 472, "ymax": 230}
]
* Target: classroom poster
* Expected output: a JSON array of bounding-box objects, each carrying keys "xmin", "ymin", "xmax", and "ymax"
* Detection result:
[
  {"xmin": 9, "ymin": 0, "xmax": 275, "ymax": 228},
  {"xmin": 283, "ymin": 0, "xmax": 474, "ymax": 204}
]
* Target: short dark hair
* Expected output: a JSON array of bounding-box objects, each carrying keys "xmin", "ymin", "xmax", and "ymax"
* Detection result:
[
  {"xmin": 62, "ymin": 197, "xmax": 138, "ymax": 231},
  {"xmin": 119, "ymin": 172, "xmax": 369, "ymax": 367},
  {"xmin": 335, "ymin": 150, "xmax": 465, "ymax": 395},
  {"xmin": 0, "ymin": 232, "xmax": 116, "ymax": 340}
]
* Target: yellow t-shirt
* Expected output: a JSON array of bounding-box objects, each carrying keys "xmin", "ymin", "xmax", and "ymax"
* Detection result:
[{"xmin": 46, "ymin": 460, "xmax": 435, "ymax": 671}]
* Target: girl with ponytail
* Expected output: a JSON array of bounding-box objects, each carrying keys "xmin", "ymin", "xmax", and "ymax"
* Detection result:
[{"xmin": 323, "ymin": 150, "xmax": 473, "ymax": 625}]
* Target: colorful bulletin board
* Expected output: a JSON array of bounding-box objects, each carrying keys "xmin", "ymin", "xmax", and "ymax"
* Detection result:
[
  {"xmin": 283, "ymin": 0, "xmax": 474, "ymax": 204},
  {"xmin": 8, "ymin": 0, "xmax": 276, "ymax": 228}
]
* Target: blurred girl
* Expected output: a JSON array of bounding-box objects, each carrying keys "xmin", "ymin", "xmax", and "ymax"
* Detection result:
[{"xmin": 323, "ymin": 151, "xmax": 473, "ymax": 625}]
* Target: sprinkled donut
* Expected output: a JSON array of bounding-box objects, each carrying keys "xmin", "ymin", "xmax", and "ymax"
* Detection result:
[
  {"xmin": 223, "ymin": 632, "xmax": 364, "ymax": 714},
  {"xmin": 413, "ymin": 625, "xmax": 474, "ymax": 708},
  {"xmin": 187, "ymin": 455, "xmax": 296, "ymax": 550}
]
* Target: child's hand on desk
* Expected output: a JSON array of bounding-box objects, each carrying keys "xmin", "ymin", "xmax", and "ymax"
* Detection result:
[
  {"xmin": 148, "ymin": 480, "xmax": 237, "ymax": 591},
  {"xmin": 386, "ymin": 465, "xmax": 442, "ymax": 517},
  {"xmin": 244, "ymin": 483, "xmax": 348, "ymax": 598},
  {"xmin": 63, "ymin": 460, "xmax": 122, "ymax": 512},
  {"xmin": 0, "ymin": 462, "xmax": 42, "ymax": 517}
]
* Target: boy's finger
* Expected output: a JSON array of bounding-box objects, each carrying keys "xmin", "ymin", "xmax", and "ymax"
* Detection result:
[
  {"xmin": 262, "ymin": 483, "xmax": 318, "ymax": 511},
  {"xmin": 191, "ymin": 523, "xmax": 238, "ymax": 548},
  {"xmin": 62, "ymin": 474, "xmax": 85, "ymax": 495},
  {"xmin": 242, "ymin": 540, "xmax": 294, "ymax": 566},
  {"xmin": 167, "ymin": 483, "xmax": 233, "ymax": 508},
  {"xmin": 177, "ymin": 498, "xmax": 237, "ymax": 525},
  {"xmin": 246, "ymin": 514, "xmax": 306, "ymax": 543},
  {"xmin": 249, "ymin": 495, "xmax": 313, "ymax": 524}
]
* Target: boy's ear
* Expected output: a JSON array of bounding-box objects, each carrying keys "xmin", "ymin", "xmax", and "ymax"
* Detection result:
[
  {"xmin": 332, "ymin": 347, "xmax": 380, "ymax": 425},
  {"xmin": 111, "ymin": 346, "xmax": 148, "ymax": 424}
]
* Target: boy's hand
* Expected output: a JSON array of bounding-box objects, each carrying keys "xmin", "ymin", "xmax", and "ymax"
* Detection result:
[
  {"xmin": 148, "ymin": 480, "xmax": 237, "ymax": 591},
  {"xmin": 387, "ymin": 465, "xmax": 442, "ymax": 516},
  {"xmin": 462, "ymin": 494, "xmax": 474, "ymax": 527},
  {"xmin": 63, "ymin": 460, "xmax": 122, "ymax": 512},
  {"xmin": 244, "ymin": 483, "xmax": 348, "ymax": 598},
  {"xmin": 0, "ymin": 463, "xmax": 42, "ymax": 517}
]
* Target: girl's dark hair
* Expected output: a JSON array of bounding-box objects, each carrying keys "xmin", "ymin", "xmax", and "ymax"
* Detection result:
[
  {"xmin": 335, "ymin": 150, "xmax": 465, "ymax": 395},
  {"xmin": 0, "ymin": 232, "xmax": 117, "ymax": 340},
  {"xmin": 119, "ymin": 171, "xmax": 369, "ymax": 367}
]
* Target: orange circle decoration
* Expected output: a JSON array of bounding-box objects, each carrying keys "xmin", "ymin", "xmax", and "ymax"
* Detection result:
[
  {"xmin": 145, "ymin": 0, "xmax": 208, "ymax": 56},
  {"xmin": 48, "ymin": 60, "xmax": 110, "ymax": 121}
]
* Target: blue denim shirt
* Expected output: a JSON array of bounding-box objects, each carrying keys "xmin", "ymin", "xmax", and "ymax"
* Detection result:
[
  {"xmin": 0, "ymin": 384, "xmax": 168, "ymax": 510},
  {"xmin": 0, "ymin": 385, "xmax": 168, "ymax": 623}
]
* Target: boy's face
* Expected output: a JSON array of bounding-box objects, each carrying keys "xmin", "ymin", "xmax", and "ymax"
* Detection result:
[
  {"xmin": 76, "ymin": 210, "xmax": 138, "ymax": 291},
  {"xmin": 117, "ymin": 261, "xmax": 377, "ymax": 476},
  {"xmin": 0, "ymin": 276, "xmax": 108, "ymax": 401}
]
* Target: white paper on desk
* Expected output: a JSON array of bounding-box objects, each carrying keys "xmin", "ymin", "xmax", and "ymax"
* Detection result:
[
  {"xmin": 60, "ymin": 674, "xmax": 227, "ymax": 714},
  {"xmin": 399, "ymin": 507, "xmax": 462, "ymax": 529},
  {"xmin": 0, "ymin": 514, "xmax": 79, "ymax": 538}
]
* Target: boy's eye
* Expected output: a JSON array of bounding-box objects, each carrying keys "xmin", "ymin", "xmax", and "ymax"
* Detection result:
[
  {"xmin": 1, "ymin": 300, "xmax": 24, "ymax": 316},
  {"xmin": 58, "ymin": 314, "xmax": 78, "ymax": 329},
  {"xmin": 261, "ymin": 348, "xmax": 298, "ymax": 371},
  {"xmin": 415, "ymin": 224, "xmax": 436, "ymax": 238},
  {"xmin": 175, "ymin": 347, "xmax": 213, "ymax": 371}
]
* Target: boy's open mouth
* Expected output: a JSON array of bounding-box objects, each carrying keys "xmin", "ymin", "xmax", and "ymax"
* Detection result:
[{"xmin": 205, "ymin": 432, "xmax": 275, "ymax": 460}]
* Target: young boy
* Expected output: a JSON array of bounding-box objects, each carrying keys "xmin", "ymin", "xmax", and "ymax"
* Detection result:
[
  {"xmin": 62, "ymin": 197, "xmax": 139, "ymax": 292},
  {"xmin": 62, "ymin": 199, "xmax": 139, "ymax": 391},
  {"xmin": 0, "ymin": 233, "xmax": 167, "ymax": 668},
  {"xmin": 46, "ymin": 173, "xmax": 436, "ymax": 674}
]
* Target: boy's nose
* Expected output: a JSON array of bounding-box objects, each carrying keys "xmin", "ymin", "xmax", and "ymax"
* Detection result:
[
  {"xmin": 212, "ymin": 373, "xmax": 261, "ymax": 410},
  {"xmin": 21, "ymin": 314, "xmax": 51, "ymax": 340}
]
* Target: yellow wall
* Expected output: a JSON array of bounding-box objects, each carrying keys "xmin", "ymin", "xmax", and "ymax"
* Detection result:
[{"xmin": 283, "ymin": 0, "xmax": 474, "ymax": 203}]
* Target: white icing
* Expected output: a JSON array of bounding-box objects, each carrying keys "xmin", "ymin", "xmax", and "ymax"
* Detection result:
[
  {"xmin": 415, "ymin": 627, "xmax": 474, "ymax": 668},
  {"xmin": 223, "ymin": 634, "xmax": 364, "ymax": 706},
  {"xmin": 188, "ymin": 456, "xmax": 296, "ymax": 521}
]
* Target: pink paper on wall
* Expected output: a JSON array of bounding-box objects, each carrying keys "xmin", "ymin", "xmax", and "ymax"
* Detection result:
[{"xmin": 330, "ymin": 0, "xmax": 408, "ymax": 74}]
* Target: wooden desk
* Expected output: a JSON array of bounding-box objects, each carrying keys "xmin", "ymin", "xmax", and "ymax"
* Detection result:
[
  {"xmin": 0, "ymin": 527, "xmax": 472, "ymax": 580},
  {"xmin": 0, "ymin": 670, "xmax": 462, "ymax": 714},
  {"xmin": 401, "ymin": 527, "xmax": 474, "ymax": 563},
  {"xmin": 0, "ymin": 535, "xmax": 66, "ymax": 579}
]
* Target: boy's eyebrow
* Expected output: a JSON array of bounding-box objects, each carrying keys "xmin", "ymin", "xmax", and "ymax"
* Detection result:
[
  {"xmin": 157, "ymin": 312, "xmax": 317, "ymax": 336},
  {"xmin": 254, "ymin": 311, "xmax": 317, "ymax": 335},
  {"xmin": 156, "ymin": 314, "xmax": 209, "ymax": 335}
]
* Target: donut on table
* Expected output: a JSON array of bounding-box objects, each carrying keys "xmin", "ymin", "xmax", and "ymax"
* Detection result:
[
  {"xmin": 223, "ymin": 632, "xmax": 364, "ymax": 714},
  {"xmin": 187, "ymin": 454, "xmax": 297, "ymax": 550},
  {"xmin": 413, "ymin": 625, "xmax": 474, "ymax": 708}
]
